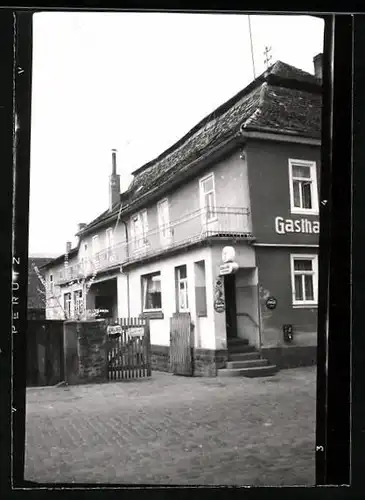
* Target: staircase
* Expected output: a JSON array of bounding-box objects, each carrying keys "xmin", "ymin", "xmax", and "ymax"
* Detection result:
[{"xmin": 218, "ymin": 338, "xmax": 279, "ymax": 378}]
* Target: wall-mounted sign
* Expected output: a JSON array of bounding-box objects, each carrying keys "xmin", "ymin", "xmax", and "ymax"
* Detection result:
[
  {"xmin": 222, "ymin": 246, "xmax": 236, "ymax": 263},
  {"xmin": 127, "ymin": 327, "xmax": 145, "ymax": 338},
  {"xmin": 266, "ymin": 296, "xmax": 277, "ymax": 310},
  {"xmin": 275, "ymin": 216, "xmax": 320, "ymax": 235},
  {"xmin": 214, "ymin": 277, "xmax": 225, "ymax": 313},
  {"xmin": 214, "ymin": 298, "xmax": 225, "ymax": 313},
  {"xmin": 219, "ymin": 262, "xmax": 239, "ymax": 276},
  {"xmin": 107, "ymin": 325, "xmax": 122, "ymax": 337}
]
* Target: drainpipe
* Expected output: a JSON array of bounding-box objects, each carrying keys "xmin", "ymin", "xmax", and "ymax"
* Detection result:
[{"xmin": 121, "ymin": 220, "xmax": 131, "ymax": 318}]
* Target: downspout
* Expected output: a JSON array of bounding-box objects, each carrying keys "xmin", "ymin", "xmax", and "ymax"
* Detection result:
[{"xmin": 121, "ymin": 220, "xmax": 131, "ymax": 318}]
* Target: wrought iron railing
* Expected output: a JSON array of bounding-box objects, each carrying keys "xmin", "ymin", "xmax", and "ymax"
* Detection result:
[{"xmin": 54, "ymin": 206, "xmax": 251, "ymax": 283}]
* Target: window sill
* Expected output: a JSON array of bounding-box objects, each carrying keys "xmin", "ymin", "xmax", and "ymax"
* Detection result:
[
  {"xmin": 197, "ymin": 312, "xmax": 208, "ymax": 318},
  {"xmin": 292, "ymin": 303, "xmax": 318, "ymax": 309},
  {"xmin": 290, "ymin": 209, "xmax": 319, "ymax": 216},
  {"xmin": 140, "ymin": 310, "xmax": 164, "ymax": 319}
]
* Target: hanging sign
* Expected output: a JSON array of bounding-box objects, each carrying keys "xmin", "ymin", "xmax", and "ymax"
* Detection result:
[
  {"xmin": 219, "ymin": 262, "xmax": 239, "ymax": 276},
  {"xmin": 266, "ymin": 296, "xmax": 277, "ymax": 310},
  {"xmin": 222, "ymin": 246, "xmax": 236, "ymax": 263}
]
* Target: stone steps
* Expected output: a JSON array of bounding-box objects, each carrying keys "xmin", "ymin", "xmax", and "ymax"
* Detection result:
[
  {"xmin": 218, "ymin": 364, "xmax": 279, "ymax": 378},
  {"xmin": 228, "ymin": 352, "xmax": 261, "ymax": 362},
  {"xmin": 227, "ymin": 343, "xmax": 256, "ymax": 354},
  {"xmin": 224, "ymin": 342, "xmax": 279, "ymax": 378},
  {"xmin": 226, "ymin": 358, "xmax": 269, "ymax": 370}
]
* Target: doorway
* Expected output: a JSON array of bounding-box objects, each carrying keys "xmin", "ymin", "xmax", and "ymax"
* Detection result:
[{"xmin": 224, "ymin": 273, "xmax": 238, "ymax": 339}]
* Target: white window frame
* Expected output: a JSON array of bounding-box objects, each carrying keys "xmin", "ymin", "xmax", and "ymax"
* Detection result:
[
  {"xmin": 290, "ymin": 254, "xmax": 318, "ymax": 307},
  {"xmin": 131, "ymin": 209, "xmax": 149, "ymax": 251},
  {"xmin": 49, "ymin": 274, "xmax": 54, "ymax": 295},
  {"xmin": 288, "ymin": 159, "xmax": 319, "ymax": 215},
  {"xmin": 92, "ymin": 234, "xmax": 99, "ymax": 256},
  {"xmin": 199, "ymin": 173, "xmax": 217, "ymax": 222},
  {"xmin": 176, "ymin": 265, "xmax": 189, "ymax": 312},
  {"xmin": 142, "ymin": 272, "xmax": 162, "ymax": 312},
  {"xmin": 73, "ymin": 289, "xmax": 84, "ymax": 317},
  {"xmin": 157, "ymin": 198, "xmax": 171, "ymax": 243},
  {"xmin": 64, "ymin": 292, "xmax": 72, "ymax": 318},
  {"xmin": 106, "ymin": 227, "xmax": 113, "ymax": 248}
]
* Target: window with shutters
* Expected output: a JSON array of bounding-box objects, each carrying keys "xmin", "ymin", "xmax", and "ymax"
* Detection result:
[
  {"xmin": 157, "ymin": 198, "xmax": 171, "ymax": 243},
  {"xmin": 131, "ymin": 209, "xmax": 149, "ymax": 251},
  {"xmin": 106, "ymin": 227, "xmax": 114, "ymax": 260},
  {"xmin": 290, "ymin": 254, "xmax": 318, "ymax": 307},
  {"xmin": 199, "ymin": 173, "xmax": 217, "ymax": 221},
  {"xmin": 288, "ymin": 159, "xmax": 319, "ymax": 214}
]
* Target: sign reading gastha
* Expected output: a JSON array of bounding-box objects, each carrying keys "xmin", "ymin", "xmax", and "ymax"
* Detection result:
[{"xmin": 275, "ymin": 216, "xmax": 320, "ymax": 235}]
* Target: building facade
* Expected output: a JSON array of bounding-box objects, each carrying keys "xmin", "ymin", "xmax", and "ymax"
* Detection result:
[{"xmin": 42, "ymin": 56, "xmax": 322, "ymax": 373}]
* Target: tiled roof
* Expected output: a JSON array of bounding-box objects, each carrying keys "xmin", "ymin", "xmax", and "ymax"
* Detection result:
[
  {"xmin": 27, "ymin": 257, "xmax": 53, "ymax": 309},
  {"xmin": 39, "ymin": 247, "xmax": 78, "ymax": 270},
  {"xmin": 79, "ymin": 60, "xmax": 322, "ymax": 234}
]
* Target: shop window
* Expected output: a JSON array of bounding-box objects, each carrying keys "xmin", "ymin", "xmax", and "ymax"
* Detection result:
[{"xmin": 142, "ymin": 272, "xmax": 162, "ymax": 311}]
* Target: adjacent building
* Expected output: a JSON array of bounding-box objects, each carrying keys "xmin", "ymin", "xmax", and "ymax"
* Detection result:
[
  {"xmin": 41, "ymin": 55, "xmax": 322, "ymax": 374},
  {"xmin": 27, "ymin": 257, "xmax": 54, "ymax": 319}
]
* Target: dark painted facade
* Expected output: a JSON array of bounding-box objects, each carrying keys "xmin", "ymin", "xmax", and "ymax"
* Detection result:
[
  {"xmin": 246, "ymin": 139, "xmax": 320, "ymax": 245},
  {"xmin": 245, "ymin": 138, "xmax": 320, "ymax": 366}
]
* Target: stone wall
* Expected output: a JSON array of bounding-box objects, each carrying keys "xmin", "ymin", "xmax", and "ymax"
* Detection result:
[
  {"xmin": 151, "ymin": 345, "xmax": 170, "ymax": 372},
  {"xmin": 64, "ymin": 320, "xmax": 108, "ymax": 385},
  {"xmin": 193, "ymin": 349, "xmax": 228, "ymax": 377},
  {"xmin": 151, "ymin": 344, "xmax": 228, "ymax": 377}
]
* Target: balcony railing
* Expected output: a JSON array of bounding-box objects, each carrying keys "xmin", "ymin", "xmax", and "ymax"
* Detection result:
[
  {"xmin": 126, "ymin": 206, "xmax": 252, "ymax": 264},
  {"xmin": 54, "ymin": 206, "xmax": 251, "ymax": 283}
]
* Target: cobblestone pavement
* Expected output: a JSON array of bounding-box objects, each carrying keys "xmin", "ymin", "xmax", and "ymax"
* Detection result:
[{"xmin": 25, "ymin": 367, "xmax": 316, "ymax": 486}]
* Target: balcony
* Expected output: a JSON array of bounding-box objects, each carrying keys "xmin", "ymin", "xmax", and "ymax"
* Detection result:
[
  {"xmin": 125, "ymin": 206, "xmax": 252, "ymax": 265},
  {"xmin": 54, "ymin": 206, "xmax": 252, "ymax": 284}
]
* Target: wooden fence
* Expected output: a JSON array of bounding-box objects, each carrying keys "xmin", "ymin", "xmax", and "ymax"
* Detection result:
[
  {"xmin": 27, "ymin": 319, "xmax": 64, "ymax": 387},
  {"xmin": 106, "ymin": 317, "xmax": 151, "ymax": 380}
]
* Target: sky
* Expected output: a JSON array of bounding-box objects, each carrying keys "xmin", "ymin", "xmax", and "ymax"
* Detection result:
[{"xmin": 29, "ymin": 12, "xmax": 324, "ymax": 257}]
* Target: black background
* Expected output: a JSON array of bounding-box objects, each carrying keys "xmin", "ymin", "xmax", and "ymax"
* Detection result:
[{"xmin": 0, "ymin": 6, "xmax": 362, "ymax": 499}]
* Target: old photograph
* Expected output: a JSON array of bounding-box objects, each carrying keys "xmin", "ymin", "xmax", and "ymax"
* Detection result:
[{"xmin": 25, "ymin": 12, "xmax": 324, "ymax": 485}]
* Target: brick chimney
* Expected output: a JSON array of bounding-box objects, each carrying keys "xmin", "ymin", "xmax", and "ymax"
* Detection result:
[
  {"xmin": 66, "ymin": 241, "xmax": 72, "ymax": 253},
  {"xmin": 313, "ymin": 53, "xmax": 323, "ymax": 80},
  {"xmin": 109, "ymin": 149, "xmax": 121, "ymax": 211}
]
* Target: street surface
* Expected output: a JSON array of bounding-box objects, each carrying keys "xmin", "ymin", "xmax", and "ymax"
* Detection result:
[{"xmin": 25, "ymin": 367, "xmax": 316, "ymax": 485}]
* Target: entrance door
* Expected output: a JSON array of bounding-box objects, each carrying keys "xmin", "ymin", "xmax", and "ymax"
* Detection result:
[
  {"xmin": 95, "ymin": 295, "xmax": 114, "ymax": 318},
  {"xmin": 224, "ymin": 274, "xmax": 238, "ymax": 338}
]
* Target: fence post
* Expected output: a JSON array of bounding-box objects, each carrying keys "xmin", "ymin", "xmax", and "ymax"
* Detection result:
[{"xmin": 145, "ymin": 318, "xmax": 152, "ymax": 376}]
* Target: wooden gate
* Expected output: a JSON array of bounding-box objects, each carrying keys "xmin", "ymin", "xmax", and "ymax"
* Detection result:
[
  {"xmin": 27, "ymin": 320, "xmax": 64, "ymax": 387},
  {"xmin": 107, "ymin": 317, "xmax": 151, "ymax": 380},
  {"xmin": 169, "ymin": 312, "xmax": 193, "ymax": 376}
]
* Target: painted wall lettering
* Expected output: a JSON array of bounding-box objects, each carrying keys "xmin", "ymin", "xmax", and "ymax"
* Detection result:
[{"xmin": 275, "ymin": 216, "xmax": 320, "ymax": 235}]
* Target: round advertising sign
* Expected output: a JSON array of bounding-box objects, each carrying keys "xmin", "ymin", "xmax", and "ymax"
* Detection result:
[
  {"xmin": 266, "ymin": 296, "xmax": 277, "ymax": 310},
  {"xmin": 214, "ymin": 298, "xmax": 226, "ymax": 313}
]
